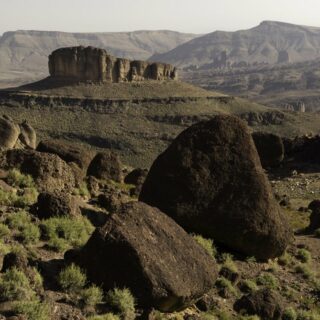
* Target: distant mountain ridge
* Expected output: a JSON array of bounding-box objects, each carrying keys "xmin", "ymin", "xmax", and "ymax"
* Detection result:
[
  {"xmin": 150, "ymin": 21, "xmax": 320, "ymax": 68},
  {"xmin": 0, "ymin": 29, "xmax": 198, "ymax": 87}
]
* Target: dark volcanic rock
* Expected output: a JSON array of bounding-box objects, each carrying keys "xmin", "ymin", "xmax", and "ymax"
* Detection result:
[
  {"xmin": 70, "ymin": 201, "xmax": 218, "ymax": 312},
  {"xmin": 37, "ymin": 139, "xmax": 96, "ymax": 183},
  {"xmin": 37, "ymin": 139, "xmax": 95, "ymax": 170},
  {"xmin": 139, "ymin": 115, "xmax": 291, "ymax": 260},
  {"xmin": 307, "ymin": 200, "xmax": 320, "ymax": 232},
  {"xmin": 234, "ymin": 288, "xmax": 283, "ymax": 320},
  {"xmin": 124, "ymin": 168, "xmax": 148, "ymax": 197},
  {"xmin": 252, "ymin": 132, "xmax": 284, "ymax": 167},
  {"xmin": 1, "ymin": 149, "xmax": 75, "ymax": 193},
  {"xmin": 283, "ymin": 135, "xmax": 320, "ymax": 163},
  {"xmin": 87, "ymin": 151, "xmax": 122, "ymax": 182},
  {"xmin": 33, "ymin": 192, "xmax": 80, "ymax": 219}
]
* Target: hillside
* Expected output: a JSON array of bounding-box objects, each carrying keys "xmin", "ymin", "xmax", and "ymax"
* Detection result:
[
  {"xmin": 182, "ymin": 58, "xmax": 320, "ymax": 111},
  {"xmin": 150, "ymin": 21, "xmax": 320, "ymax": 68},
  {"xmin": 1, "ymin": 80, "xmax": 320, "ymax": 168},
  {"xmin": 0, "ymin": 30, "xmax": 197, "ymax": 87}
]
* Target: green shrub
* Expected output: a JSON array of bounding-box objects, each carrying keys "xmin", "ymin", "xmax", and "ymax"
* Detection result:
[
  {"xmin": 41, "ymin": 216, "xmax": 94, "ymax": 252},
  {"xmin": 220, "ymin": 253, "xmax": 238, "ymax": 272},
  {"xmin": 88, "ymin": 314, "xmax": 120, "ymax": 320},
  {"xmin": 296, "ymin": 249, "xmax": 312, "ymax": 263},
  {"xmin": 295, "ymin": 264, "xmax": 314, "ymax": 280},
  {"xmin": 0, "ymin": 223, "xmax": 10, "ymax": 238},
  {"xmin": 245, "ymin": 256, "xmax": 257, "ymax": 263},
  {"xmin": 0, "ymin": 189, "xmax": 17, "ymax": 206},
  {"xmin": 0, "ymin": 267, "xmax": 34, "ymax": 301},
  {"xmin": 215, "ymin": 277, "xmax": 238, "ymax": 296},
  {"xmin": 73, "ymin": 182, "xmax": 90, "ymax": 198},
  {"xmin": 30, "ymin": 267, "xmax": 43, "ymax": 291},
  {"xmin": 267, "ymin": 260, "xmax": 279, "ymax": 273},
  {"xmin": 7, "ymin": 169, "xmax": 35, "ymax": 188},
  {"xmin": 14, "ymin": 187, "xmax": 38, "ymax": 207},
  {"xmin": 193, "ymin": 234, "xmax": 216, "ymax": 258},
  {"xmin": 58, "ymin": 263, "xmax": 86, "ymax": 293},
  {"xmin": 200, "ymin": 313, "xmax": 216, "ymax": 320},
  {"xmin": 297, "ymin": 310, "xmax": 320, "ymax": 320},
  {"xmin": 81, "ymin": 285, "xmax": 103, "ymax": 307},
  {"xmin": 256, "ymin": 273, "xmax": 278, "ymax": 289},
  {"xmin": 106, "ymin": 288, "xmax": 136, "ymax": 319},
  {"xmin": 221, "ymin": 254, "xmax": 238, "ymax": 273},
  {"xmin": 238, "ymin": 279, "xmax": 258, "ymax": 294},
  {"xmin": 6, "ymin": 211, "xmax": 31, "ymax": 230},
  {"xmin": 0, "ymin": 188, "xmax": 38, "ymax": 208},
  {"xmin": 283, "ymin": 307, "xmax": 297, "ymax": 320},
  {"xmin": 13, "ymin": 299, "xmax": 50, "ymax": 320},
  {"xmin": 0, "ymin": 241, "xmax": 9, "ymax": 255},
  {"xmin": 278, "ymin": 252, "xmax": 292, "ymax": 266},
  {"xmin": 20, "ymin": 223, "xmax": 40, "ymax": 244},
  {"xmin": 46, "ymin": 237, "xmax": 69, "ymax": 252}
]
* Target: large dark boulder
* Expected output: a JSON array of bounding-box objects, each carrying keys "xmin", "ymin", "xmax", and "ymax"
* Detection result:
[
  {"xmin": 87, "ymin": 151, "xmax": 122, "ymax": 182},
  {"xmin": 283, "ymin": 135, "xmax": 320, "ymax": 163},
  {"xmin": 33, "ymin": 192, "xmax": 80, "ymax": 219},
  {"xmin": 37, "ymin": 140, "xmax": 96, "ymax": 183},
  {"xmin": 0, "ymin": 149, "xmax": 75, "ymax": 193},
  {"xmin": 252, "ymin": 132, "xmax": 284, "ymax": 167},
  {"xmin": 69, "ymin": 201, "xmax": 218, "ymax": 312},
  {"xmin": 139, "ymin": 115, "xmax": 291, "ymax": 260},
  {"xmin": 234, "ymin": 289, "xmax": 283, "ymax": 320}
]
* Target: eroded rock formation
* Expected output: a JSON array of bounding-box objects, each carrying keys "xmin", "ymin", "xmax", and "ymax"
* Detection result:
[{"xmin": 49, "ymin": 46, "xmax": 178, "ymax": 83}]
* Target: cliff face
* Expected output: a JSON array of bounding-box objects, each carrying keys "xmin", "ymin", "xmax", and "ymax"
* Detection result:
[{"xmin": 49, "ymin": 46, "xmax": 178, "ymax": 83}]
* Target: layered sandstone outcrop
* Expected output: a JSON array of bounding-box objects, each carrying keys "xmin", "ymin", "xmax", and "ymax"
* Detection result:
[{"xmin": 49, "ymin": 46, "xmax": 178, "ymax": 83}]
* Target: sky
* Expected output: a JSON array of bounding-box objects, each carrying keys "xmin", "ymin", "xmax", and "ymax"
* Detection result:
[{"xmin": 1, "ymin": 0, "xmax": 320, "ymax": 36}]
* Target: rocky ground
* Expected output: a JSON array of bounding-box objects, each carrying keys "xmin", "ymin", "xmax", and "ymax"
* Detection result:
[{"xmin": 0, "ymin": 115, "xmax": 319, "ymax": 320}]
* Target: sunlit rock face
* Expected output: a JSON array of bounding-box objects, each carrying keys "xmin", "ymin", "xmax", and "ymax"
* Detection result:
[{"xmin": 49, "ymin": 46, "xmax": 178, "ymax": 83}]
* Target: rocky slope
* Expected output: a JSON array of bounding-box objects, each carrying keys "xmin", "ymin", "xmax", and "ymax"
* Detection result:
[
  {"xmin": 0, "ymin": 30, "xmax": 197, "ymax": 87},
  {"xmin": 1, "ymin": 80, "xmax": 320, "ymax": 168},
  {"xmin": 0, "ymin": 115, "xmax": 319, "ymax": 319},
  {"xmin": 151, "ymin": 21, "xmax": 320, "ymax": 68}
]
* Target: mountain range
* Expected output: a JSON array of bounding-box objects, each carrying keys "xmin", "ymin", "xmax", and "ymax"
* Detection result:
[
  {"xmin": 2, "ymin": 21, "xmax": 320, "ymax": 87},
  {"xmin": 151, "ymin": 21, "xmax": 320, "ymax": 68},
  {"xmin": 0, "ymin": 30, "xmax": 197, "ymax": 87}
]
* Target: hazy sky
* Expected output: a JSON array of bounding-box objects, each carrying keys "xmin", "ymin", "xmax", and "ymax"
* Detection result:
[{"xmin": 1, "ymin": 0, "xmax": 320, "ymax": 35}]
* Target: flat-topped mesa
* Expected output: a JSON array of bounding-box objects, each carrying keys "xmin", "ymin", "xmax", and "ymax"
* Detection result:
[{"xmin": 48, "ymin": 46, "xmax": 178, "ymax": 83}]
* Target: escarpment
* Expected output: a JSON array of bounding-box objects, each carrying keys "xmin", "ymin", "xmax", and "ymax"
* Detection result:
[{"xmin": 49, "ymin": 46, "xmax": 178, "ymax": 83}]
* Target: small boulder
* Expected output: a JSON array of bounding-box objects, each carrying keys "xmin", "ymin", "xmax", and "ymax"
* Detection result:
[
  {"xmin": 139, "ymin": 115, "xmax": 291, "ymax": 260},
  {"xmin": 37, "ymin": 140, "xmax": 96, "ymax": 183},
  {"xmin": 32, "ymin": 192, "xmax": 80, "ymax": 219},
  {"xmin": 97, "ymin": 193, "xmax": 122, "ymax": 213},
  {"xmin": 87, "ymin": 151, "xmax": 122, "ymax": 182},
  {"xmin": 69, "ymin": 201, "xmax": 218, "ymax": 312},
  {"xmin": 124, "ymin": 168, "xmax": 148, "ymax": 197},
  {"xmin": 307, "ymin": 200, "xmax": 320, "ymax": 232},
  {"xmin": 234, "ymin": 288, "xmax": 283, "ymax": 320},
  {"xmin": 1, "ymin": 149, "xmax": 75, "ymax": 193},
  {"xmin": 85, "ymin": 176, "xmax": 101, "ymax": 197},
  {"xmin": 252, "ymin": 132, "xmax": 284, "ymax": 168},
  {"xmin": 19, "ymin": 121, "xmax": 36, "ymax": 149},
  {"xmin": 0, "ymin": 116, "xmax": 20, "ymax": 150}
]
